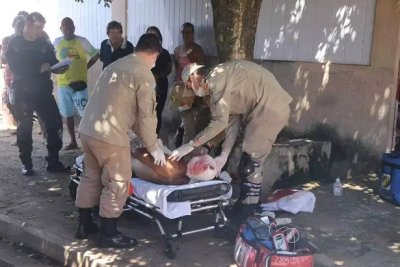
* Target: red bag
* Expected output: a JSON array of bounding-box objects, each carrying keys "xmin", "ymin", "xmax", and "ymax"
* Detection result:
[{"xmin": 234, "ymin": 223, "xmax": 315, "ymax": 267}]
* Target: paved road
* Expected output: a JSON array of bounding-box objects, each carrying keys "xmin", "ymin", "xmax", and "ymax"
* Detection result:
[{"xmin": 0, "ymin": 129, "xmax": 399, "ymax": 266}]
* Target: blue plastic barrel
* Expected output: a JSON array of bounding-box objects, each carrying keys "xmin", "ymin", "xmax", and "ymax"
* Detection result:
[{"xmin": 380, "ymin": 152, "xmax": 400, "ymax": 205}]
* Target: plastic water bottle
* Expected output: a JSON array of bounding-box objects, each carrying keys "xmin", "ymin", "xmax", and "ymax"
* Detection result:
[{"xmin": 333, "ymin": 178, "xmax": 343, "ymax": 196}]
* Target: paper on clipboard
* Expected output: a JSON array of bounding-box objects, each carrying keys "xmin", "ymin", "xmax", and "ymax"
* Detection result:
[{"xmin": 50, "ymin": 58, "xmax": 72, "ymax": 71}]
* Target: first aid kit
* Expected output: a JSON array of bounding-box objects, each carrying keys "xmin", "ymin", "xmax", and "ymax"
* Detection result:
[
  {"xmin": 234, "ymin": 216, "xmax": 316, "ymax": 267},
  {"xmin": 379, "ymin": 152, "xmax": 400, "ymax": 205}
]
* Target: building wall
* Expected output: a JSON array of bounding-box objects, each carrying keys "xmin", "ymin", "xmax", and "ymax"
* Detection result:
[
  {"xmin": 265, "ymin": 61, "xmax": 393, "ymax": 154},
  {"xmin": 266, "ymin": 0, "xmax": 400, "ymax": 158},
  {"xmin": 108, "ymin": 0, "xmax": 400, "ymax": 163},
  {"xmin": 126, "ymin": 0, "xmax": 217, "ymax": 55},
  {"xmin": 254, "ymin": 0, "xmax": 376, "ymax": 65},
  {"xmin": 371, "ymin": 0, "xmax": 400, "ymax": 70}
]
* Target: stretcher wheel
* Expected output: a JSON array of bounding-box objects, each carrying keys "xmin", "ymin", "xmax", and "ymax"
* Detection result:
[{"xmin": 165, "ymin": 239, "xmax": 178, "ymax": 259}]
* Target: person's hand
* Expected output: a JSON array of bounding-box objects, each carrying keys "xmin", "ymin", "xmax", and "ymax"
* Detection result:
[
  {"xmin": 52, "ymin": 65, "xmax": 69, "ymax": 74},
  {"xmin": 40, "ymin": 63, "xmax": 51, "ymax": 73},
  {"xmin": 214, "ymin": 151, "xmax": 229, "ymax": 177},
  {"xmin": 157, "ymin": 138, "xmax": 172, "ymax": 155},
  {"xmin": 169, "ymin": 143, "xmax": 194, "ymax": 161},
  {"xmin": 149, "ymin": 147, "xmax": 167, "ymax": 166}
]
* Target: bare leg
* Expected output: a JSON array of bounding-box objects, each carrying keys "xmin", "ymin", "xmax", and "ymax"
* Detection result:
[{"xmin": 65, "ymin": 116, "xmax": 78, "ymax": 149}]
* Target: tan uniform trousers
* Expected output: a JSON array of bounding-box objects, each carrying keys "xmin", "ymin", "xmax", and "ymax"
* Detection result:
[
  {"xmin": 75, "ymin": 134, "xmax": 132, "ymax": 218},
  {"xmin": 240, "ymin": 105, "xmax": 290, "ymax": 204}
]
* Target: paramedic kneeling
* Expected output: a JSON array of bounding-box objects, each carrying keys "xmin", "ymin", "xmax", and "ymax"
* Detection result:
[
  {"xmin": 75, "ymin": 33, "xmax": 166, "ymax": 248},
  {"xmin": 169, "ymin": 61, "xmax": 292, "ymax": 229}
]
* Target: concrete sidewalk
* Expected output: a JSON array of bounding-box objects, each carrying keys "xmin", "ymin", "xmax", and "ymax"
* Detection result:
[{"xmin": 0, "ymin": 129, "xmax": 399, "ymax": 266}]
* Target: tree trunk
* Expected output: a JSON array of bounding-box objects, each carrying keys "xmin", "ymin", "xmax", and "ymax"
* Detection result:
[{"xmin": 211, "ymin": 0, "xmax": 263, "ymax": 62}]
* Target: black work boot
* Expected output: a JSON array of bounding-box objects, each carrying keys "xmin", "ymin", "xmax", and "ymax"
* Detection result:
[
  {"xmin": 21, "ymin": 159, "xmax": 34, "ymax": 176},
  {"xmin": 229, "ymin": 202, "xmax": 257, "ymax": 228},
  {"xmin": 21, "ymin": 166, "xmax": 34, "ymax": 176},
  {"xmin": 75, "ymin": 208, "xmax": 99, "ymax": 239},
  {"xmin": 98, "ymin": 217, "xmax": 138, "ymax": 248},
  {"xmin": 222, "ymin": 202, "xmax": 257, "ymax": 243},
  {"xmin": 46, "ymin": 155, "xmax": 70, "ymax": 173}
]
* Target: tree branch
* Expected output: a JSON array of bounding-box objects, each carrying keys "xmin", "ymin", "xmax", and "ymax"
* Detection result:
[{"xmin": 74, "ymin": 0, "xmax": 112, "ymax": 8}]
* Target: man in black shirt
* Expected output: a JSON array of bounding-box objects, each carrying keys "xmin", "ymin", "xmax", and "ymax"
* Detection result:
[
  {"xmin": 99, "ymin": 21, "xmax": 134, "ymax": 69},
  {"xmin": 5, "ymin": 12, "xmax": 69, "ymax": 176}
]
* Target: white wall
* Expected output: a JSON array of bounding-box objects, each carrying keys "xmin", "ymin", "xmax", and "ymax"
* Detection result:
[
  {"xmin": 126, "ymin": 0, "xmax": 217, "ymax": 55},
  {"xmin": 0, "ymin": 0, "xmax": 111, "ymax": 48},
  {"xmin": 55, "ymin": 0, "xmax": 111, "ymax": 48},
  {"xmin": 254, "ymin": 0, "xmax": 376, "ymax": 64},
  {"xmin": 126, "ymin": 0, "xmax": 375, "ymax": 65}
]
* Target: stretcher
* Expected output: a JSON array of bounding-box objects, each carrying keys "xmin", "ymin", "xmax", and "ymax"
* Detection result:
[{"xmin": 69, "ymin": 155, "xmax": 232, "ymax": 259}]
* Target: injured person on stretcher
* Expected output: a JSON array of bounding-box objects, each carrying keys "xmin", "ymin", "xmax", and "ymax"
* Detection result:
[
  {"xmin": 132, "ymin": 146, "xmax": 219, "ymax": 185},
  {"xmin": 70, "ymin": 146, "xmax": 233, "ymax": 259}
]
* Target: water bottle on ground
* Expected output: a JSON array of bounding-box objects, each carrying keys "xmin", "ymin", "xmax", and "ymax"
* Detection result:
[{"xmin": 333, "ymin": 178, "xmax": 343, "ymax": 196}]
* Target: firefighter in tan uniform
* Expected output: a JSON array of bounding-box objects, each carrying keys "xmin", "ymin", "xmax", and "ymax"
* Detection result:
[
  {"xmin": 75, "ymin": 34, "xmax": 166, "ymax": 248},
  {"xmin": 170, "ymin": 60, "xmax": 292, "ymax": 228}
]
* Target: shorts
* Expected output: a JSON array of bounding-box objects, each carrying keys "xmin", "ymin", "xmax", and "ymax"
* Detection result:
[{"xmin": 57, "ymin": 85, "xmax": 88, "ymax": 117}]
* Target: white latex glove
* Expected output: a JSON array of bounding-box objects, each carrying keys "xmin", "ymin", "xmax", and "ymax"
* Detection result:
[
  {"xmin": 157, "ymin": 138, "xmax": 172, "ymax": 155},
  {"xmin": 168, "ymin": 143, "xmax": 194, "ymax": 161},
  {"xmin": 214, "ymin": 151, "xmax": 229, "ymax": 177},
  {"xmin": 149, "ymin": 147, "xmax": 167, "ymax": 166}
]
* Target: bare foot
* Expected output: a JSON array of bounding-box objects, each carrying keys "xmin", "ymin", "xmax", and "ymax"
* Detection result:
[{"xmin": 64, "ymin": 143, "xmax": 79, "ymax": 150}]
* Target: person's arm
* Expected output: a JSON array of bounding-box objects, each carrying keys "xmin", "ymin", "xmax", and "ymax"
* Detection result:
[
  {"xmin": 87, "ymin": 53, "xmax": 99, "ymax": 69},
  {"xmin": 221, "ymin": 115, "xmax": 241, "ymax": 154},
  {"xmin": 1, "ymin": 36, "xmax": 11, "ymax": 65},
  {"xmin": 45, "ymin": 41, "xmax": 59, "ymax": 66},
  {"xmin": 195, "ymin": 44, "xmax": 205, "ymax": 65},
  {"xmin": 81, "ymin": 37, "xmax": 99, "ymax": 69},
  {"xmin": 134, "ymin": 72, "xmax": 158, "ymax": 152},
  {"xmin": 152, "ymin": 49, "xmax": 172, "ymax": 79},
  {"xmin": 192, "ymin": 93, "xmax": 230, "ymax": 147},
  {"xmin": 173, "ymin": 46, "xmax": 179, "ymax": 70},
  {"xmin": 99, "ymin": 41, "xmax": 105, "ymax": 63},
  {"xmin": 126, "ymin": 41, "xmax": 134, "ymax": 55}
]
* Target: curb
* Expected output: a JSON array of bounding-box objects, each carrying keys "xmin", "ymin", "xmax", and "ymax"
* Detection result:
[
  {"xmin": 0, "ymin": 212, "xmax": 337, "ymax": 267},
  {"xmin": 0, "ymin": 213, "xmax": 66, "ymax": 263},
  {"xmin": 0, "ymin": 213, "xmax": 99, "ymax": 267}
]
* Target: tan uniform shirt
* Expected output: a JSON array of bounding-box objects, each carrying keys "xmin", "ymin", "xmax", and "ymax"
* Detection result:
[
  {"xmin": 193, "ymin": 60, "xmax": 293, "ymax": 150},
  {"xmin": 78, "ymin": 54, "xmax": 158, "ymax": 151}
]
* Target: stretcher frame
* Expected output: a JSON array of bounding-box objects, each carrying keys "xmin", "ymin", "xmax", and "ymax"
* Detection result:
[{"xmin": 69, "ymin": 162, "xmax": 232, "ymax": 259}]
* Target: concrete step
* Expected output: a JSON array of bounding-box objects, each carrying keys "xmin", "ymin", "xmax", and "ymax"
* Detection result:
[{"xmin": 0, "ymin": 238, "xmax": 57, "ymax": 267}]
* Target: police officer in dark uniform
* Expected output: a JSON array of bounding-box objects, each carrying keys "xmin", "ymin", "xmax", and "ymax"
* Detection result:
[{"xmin": 5, "ymin": 12, "xmax": 69, "ymax": 176}]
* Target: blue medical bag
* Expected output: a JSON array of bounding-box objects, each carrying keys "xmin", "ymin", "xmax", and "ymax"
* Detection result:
[{"xmin": 380, "ymin": 152, "xmax": 400, "ymax": 205}]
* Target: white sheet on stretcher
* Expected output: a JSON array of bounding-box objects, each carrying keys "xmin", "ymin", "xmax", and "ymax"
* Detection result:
[{"xmin": 131, "ymin": 178, "xmax": 232, "ymax": 219}]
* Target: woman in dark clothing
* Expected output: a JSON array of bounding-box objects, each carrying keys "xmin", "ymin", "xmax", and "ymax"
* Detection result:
[{"xmin": 146, "ymin": 26, "xmax": 172, "ymax": 135}]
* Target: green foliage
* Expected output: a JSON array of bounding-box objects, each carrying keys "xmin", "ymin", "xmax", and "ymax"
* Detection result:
[{"xmin": 74, "ymin": 0, "xmax": 112, "ymax": 7}]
